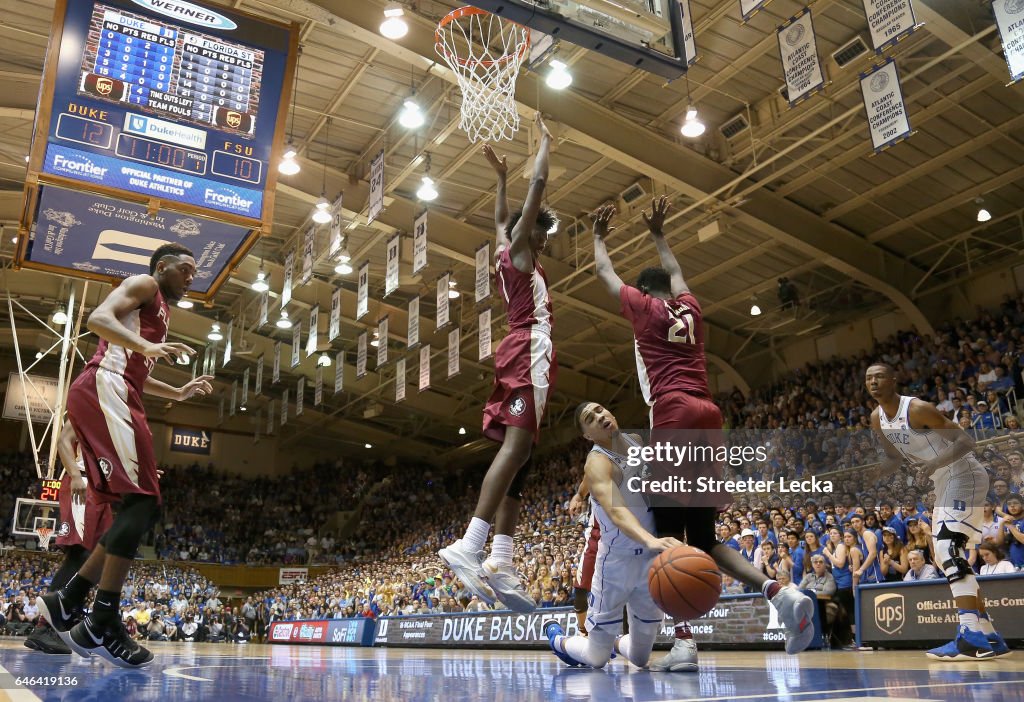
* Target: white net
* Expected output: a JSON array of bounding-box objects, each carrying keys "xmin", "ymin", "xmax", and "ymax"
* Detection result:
[
  {"xmin": 435, "ymin": 7, "xmax": 529, "ymax": 143},
  {"xmin": 36, "ymin": 527, "xmax": 53, "ymax": 551}
]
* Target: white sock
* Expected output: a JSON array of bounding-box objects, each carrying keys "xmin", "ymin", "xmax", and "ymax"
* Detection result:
[
  {"xmin": 462, "ymin": 517, "xmax": 490, "ymax": 553},
  {"xmin": 978, "ymin": 613, "xmax": 996, "ymax": 636},
  {"xmin": 958, "ymin": 609, "xmax": 981, "ymax": 632},
  {"xmin": 490, "ymin": 534, "xmax": 514, "ymax": 566}
]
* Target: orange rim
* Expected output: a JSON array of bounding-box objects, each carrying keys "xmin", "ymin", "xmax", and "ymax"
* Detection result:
[{"xmin": 435, "ymin": 6, "xmax": 530, "ymax": 69}]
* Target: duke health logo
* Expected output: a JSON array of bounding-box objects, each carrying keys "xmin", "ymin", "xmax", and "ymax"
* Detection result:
[
  {"xmin": 873, "ymin": 593, "xmax": 905, "ymax": 635},
  {"xmin": 131, "ymin": 0, "xmax": 238, "ymax": 30}
]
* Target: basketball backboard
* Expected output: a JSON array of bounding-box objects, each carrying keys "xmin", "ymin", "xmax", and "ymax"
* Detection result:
[
  {"xmin": 12, "ymin": 498, "xmax": 59, "ymax": 549},
  {"xmin": 469, "ymin": 0, "xmax": 695, "ymax": 79}
]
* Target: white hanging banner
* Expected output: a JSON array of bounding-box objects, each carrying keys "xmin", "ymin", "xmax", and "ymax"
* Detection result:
[
  {"xmin": 254, "ymin": 409, "xmax": 261, "ymax": 444},
  {"xmin": 408, "ymin": 297, "xmax": 420, "ymax": 348},
  {"xmin": 395, "ymin": 357, "xmax": 406, "ymax": 402},
  {"xmin": 437, "ymin": 272, "xmax": 450, "ymax": 330},
  {"xmin": 418, "ymin": 344, "xmax": 431, "ymax": 391},
  {"xmin": 255, "ymin": 354, "xmax": 264, "ymax": 395},
  {"xmin": 357, "ymin": 261, "xmax": 370, "ymax": 320},
  {"xmin": 368, "ymin": 149, "xmax": 385, "ymax": 224},
  {"xmin": 377, "ymin": 316, "xmax": 389, "ymax": 366},
  {"xmin": 385, "ymin": 234, "xmax": 400, "ymax": 298},
  {"xmin": 273, "ymin": 341, "xmax": 281, "ymax": 383},
  {"xmin": 242, "ymin": 368, "xmax": 249, "ymax": 406},
  {"xmin": 267, "ymin": 400, "xmax": 275, "ymax": 434},
  {"xmin": 475, "ymin": 243, "xmax": 490, "ymax": 303},
  {"xmin": 860, "ymin": 58, "xmax": 913, "ymax": 153},
  {"xmin": 413, "ymin": 211, "xmax": 428, "ymax": 274},
  {"xmin": 335, "ymin": 351, "xmax": 345, "ymax": 394},
  {"xmin": 861, "ymin": 0, "xmax": 919, "ymax": 53},
  {"xmin": 330, "ymin": 195, "xmax": 344, "ymax": 257},
  {"xmin": 301, "ymin": 226, "xmax": 315, "ymax": 286},
  {"xmin": 329, "ymin": 288, "xmax": 342, "ymax": 341},
  {"xmin": 306, "ymin": 305, "xmax": 319, "ymax": 358},
  {"xmin": 315, "ymin": 367, "xmax": 323, "ymax": 406},
  {"xmin": 448, "ymin": 327, "xmax": 460, "ymax": 379},
  {"xmin": 223, "ymin": 319, "xmax": 233, "ymax": 366},
  {"xmin": 230, "ymin": 380, "xmax": 237, "ymax": 416},
  {"xmin": 281, "ymin": 389, "xmax": 289, "ymax": 426},
  {"xmin": 291, "ymin": 323, "xmax": 301, "ymax": 368},
  {"xmin": 739, "ymin": 0, "xmax": 772, "ymax": 22},
  {"xmin": 777, "ymin": 9, "xmax": 826, "ymax": 107},
  {"xmin": 296, "ymin": 377, "xmax": 304, "ymax": 416},
  {"xmin": 282, "ymin": 251, "xmax": 294, "ymax": 307},
  {"xmin": 259, "ymin": 292, "xmax": 268, "ymax": 327},
  {"xmin": 678, "ymin": 0, "xmax": 697, "ymax": 66},
  {"xmin": 357, "ymin": 331, "xmax": 368, "ymax": 379},
  {"xmin": 994, "ymin": 0, "xmax": 1024, "ymax": 84},
  {"xmin": 479, "ymin": 308, "xmax": 493, "ymax": 361}
]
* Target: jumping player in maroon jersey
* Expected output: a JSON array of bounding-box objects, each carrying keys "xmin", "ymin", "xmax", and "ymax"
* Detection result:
[
  {"xmin": 591, "ymin": 199, "xmax": 815, "ymax": 669},
  {"xmin": 440, "ymin": 114, "xmax": 558, "ymax": 613},
  {"xmin": 38, "ymin": 243, "xmax": 213, "ymax": 668}
]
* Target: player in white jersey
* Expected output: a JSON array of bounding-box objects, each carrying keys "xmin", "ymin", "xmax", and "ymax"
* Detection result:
[
  {"xmin": 543, "ymin": 402, "xmax": 683, "ymax": 669},
  {"xmin": 867, "ymin": 363, "xmax": 1009, "ymax": 660}
]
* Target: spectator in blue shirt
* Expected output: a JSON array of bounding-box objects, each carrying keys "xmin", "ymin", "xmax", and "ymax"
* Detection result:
[
  {"xmin": 878, "ymin": 501, "xmax": 906, "ymax": 542},
  {"xmin": 1002, "ymin": 495, "xmax": 1024, "ymax": 568}
]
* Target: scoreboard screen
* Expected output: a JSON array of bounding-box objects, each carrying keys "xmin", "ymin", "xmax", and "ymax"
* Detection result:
[{"xmin": 36, "ymin": 0, "xmax": 295, "ymax": 222}]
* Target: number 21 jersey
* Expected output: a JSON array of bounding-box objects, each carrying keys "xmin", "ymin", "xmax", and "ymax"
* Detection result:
[{"xmin": 619, "ymin": 285, "xmax": 710, "ymax": 402}]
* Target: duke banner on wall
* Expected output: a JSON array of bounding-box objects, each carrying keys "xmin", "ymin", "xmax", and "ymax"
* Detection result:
[
  {"xmin": 282, "ymin": 252, "xmax": 294, "ymax": 307},
  {"xmin": 777, "ymin": 9, "xmax": 825, "ymax": 106},
  {"xmin": 2, "ymin": 373, "xmax": 59, "ymax": 424},
  {"xmin": 357, "ymin": 332, "xmax": 368, "ymax": 379},
  {"xmin": 385, "ymin": 235, "xmax": 400, "ymax": 297},
  {"xmin": 860, "ymin": 58, "xmax": 912, "ymax": 152},
  {"xmin": 413, "ymin": 211, "xmax": 428, "ymax": 274},
  {"xmin": 357, "ymin": 262, "xmax": 370, "ymax": 320},
  {"xmin": 396, "ymin": 357, "xmax": 406, "ymax": 402},
  {"xmin": 170, "ymin": 427, "xmax": 211, "ymax": 455},
  {"xmin": 994, "ymin": 0, "xmax": 1024, "ymax": 84},
  {"xmin": 408, "ymin": 297, "xmax": 420, "ymax": 348},
  {"xmin": 368, "ymin": 149, "xmax": 385, "ymax": 224}
]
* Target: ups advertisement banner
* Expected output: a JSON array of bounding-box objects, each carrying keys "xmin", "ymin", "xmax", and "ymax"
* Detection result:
[{"xmin": 858, "ymin": 574, "xmax": 1024, "ymax": 647}]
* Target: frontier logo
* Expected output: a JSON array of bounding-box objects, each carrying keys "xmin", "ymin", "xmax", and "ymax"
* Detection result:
[
  {"xmin": 874, "ymin": 593, "xmax": 905, "ymax": 635},
  {"xmin": 204, "ymin": 189, "xmax": 255, "ymax": 211},
  {"xmin": 53, "ymin": 154, "xmax": 108, "ymax": 178}
]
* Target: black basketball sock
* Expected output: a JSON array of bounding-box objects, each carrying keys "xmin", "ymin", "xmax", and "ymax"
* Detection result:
[
  {"xmin": 62, "ymin": 573, "xmax": 95, "ymax": 605},
  {"xmin": 90, "ymin": 589, "xmax": 121, "ymax": 625}
]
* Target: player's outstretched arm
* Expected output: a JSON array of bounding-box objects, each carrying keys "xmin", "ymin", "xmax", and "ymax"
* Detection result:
[
  {"xmin": 585, "ymin": 452, "xmax": 682, "ymax": 553},
  {"xmin": 909, "ymin": 399, "xmax": 976, "ymax": 478},
  {"xmin": 870, "ymin": 409, "xmax": 904, "ymax": 473},
  {"xmin": 482, "ymin": 144, "xmax": 511, "ymax": 250},
  {"xmin": 55, "ymin": 421, "xmax": 86, "ymax": 501},
  {"xmin": 509, "ymin": 114, "xmax": 553, "ymax": 261},
  {"xmin": 642, "ymin": 196, "xmax": 689, "ymax": 296},
  {"xmin": 591, "ymin": 204, "xmax": 624, "ymax": 298},
  {"xmin": 144, "ymin": 374, "xmax": 214, "ymax": 402}
]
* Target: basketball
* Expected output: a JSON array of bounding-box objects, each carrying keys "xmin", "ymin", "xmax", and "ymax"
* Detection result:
[{"xmin": 648, "ymin": 546, "xmax": 722, "ymax": 621}]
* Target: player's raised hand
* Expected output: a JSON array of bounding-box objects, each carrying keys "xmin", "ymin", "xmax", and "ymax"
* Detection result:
[
  {"xmin": 646, "ymin": 536, "xmax": 684, "ymax": 553},
  {"xmin": 481, "ymin": 144, "xmax": 507, "ymax": 177},
  {"xmin": 144, "ymin": 341, "xmax": 196, "ymax": 365},
  {"xmin": 641, "ymin": 196, "xmax": 671, "ymax": 236},
  {"xmin": 179, "ymin": 374, "xmax": 214, "ymax": 401},
  {"xmin": 591, "ymin": 204, "xmax": 617, "ymax": 240},
  {"xmin": 536, "ymin": 112, "xmax": 552, "ymax": 141}
]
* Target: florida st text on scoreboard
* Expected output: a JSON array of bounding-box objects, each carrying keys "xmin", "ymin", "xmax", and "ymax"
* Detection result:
[{"xmin": 32, "ymin": 0, "xmax": 296, "ymax": 223}]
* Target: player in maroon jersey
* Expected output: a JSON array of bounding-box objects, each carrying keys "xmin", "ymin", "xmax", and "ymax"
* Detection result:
[
  {"xmin": 439, "ymin": 114, "xmax": 558, "ymax": 613},
  {"xmin": 38, "ymin": 243, "xmax": 213, "ymax": 668},
  {"xmin": 591, "ymin": 199, "xmax": 815, "ymax": 667}
]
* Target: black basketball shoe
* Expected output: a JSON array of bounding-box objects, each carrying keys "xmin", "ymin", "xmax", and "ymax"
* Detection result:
[
  {"xmin": 36, "ymin": 590, "xmax": 85, "ymax": 634},
  {"xmin": 24, "ymin": 623, "xmax": 72, "ymax": 654},
  {"xmin": 67, "ymin": 616, "xmax": 154, "ymax": 668}
]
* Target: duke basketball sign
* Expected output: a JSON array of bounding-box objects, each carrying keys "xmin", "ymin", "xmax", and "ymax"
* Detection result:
[{"xmin": 171, "ymin": 427, "xmax": 212, "ymax": 455}]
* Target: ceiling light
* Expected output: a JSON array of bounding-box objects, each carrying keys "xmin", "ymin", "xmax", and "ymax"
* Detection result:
[
  {"xmin": 208, "ymin": 322, "xmax": 223, "ymax": 341},
  {"xmin": 370, "ymin": 338, "xmax": 380, "ymax": 347},
  {"xmin": 240, "ymin": 405, "xmax": 247, "ymax": 412},
  {"xmin": 379, "ymin": 4, "xmax": 408, "ymax": 40},
  {"xmin": 337, "ymin": 247, "xmax": 351, "ymax": 263},
  {"xmin": 176, "ymin": 299, "xmax": 194, "ymax": 309},
  {"xmin": 547, "ymin": 220, "xmax": 559, "ymax": 235},
  {"xmin": 750, "ymin": 304, "xmax": 762, "ymax": 317},
  {"xmin": 365, "ymin": 443, "xmax": 373, "ymax": 449},
  {"xmin": 34, "ymin": 351, "xmax": 43, "ymax": 360},
  {"xmin": 318, "ymin": 352, "xmax": 332, "ymax": 367},
  {"xmin": 334, "ymin": 261, "xmax": 353, "ymax": 275},
  {"xmin": 398, "ymin": 99, "xmax": 425, "ymax": 129},
  {"xmin": 681, "ymin": 105, "xmax": 706, "ymax": 138},
  {"xmin": 251, "ymin": 268, "xmax": 270, "ymax": 293},
  {"xmin": 417, "ymin": 176, "xmax": 438, "ymax": 201},
  {"xmin": 545, "ymin": 59, "xmax": 573, "ymax": 90},
  {"xmin": 975, "ymin": 198, "xmax": 991, "ymax": 223},
  {"xmin": 176, "ymin": 354, "xmax": 191, "ymax": 366},
  {"xmin": 24, "ymin": 155, "xmax": 30, "ymax": 163},
  {"xmin": 278, "ymin": 144, "xmax": 300, "ymax": 175},
  {"xmin": 51, "ymin": 306, "xmax": 68, "ymax": 326},
  {"xmin": 276, "ymin": 309, "xmax": 293, "ymax": 329},
  {"xmin": 458, "ymin": 426, "xmax": 466, "ymax": 435},
  {"xmin": 312, "ymin": 195, "xmax": 332, "ymax": 224},
  {"xmin": 448, "ymin": 281, "xmax": 460, "ymax": 299}
]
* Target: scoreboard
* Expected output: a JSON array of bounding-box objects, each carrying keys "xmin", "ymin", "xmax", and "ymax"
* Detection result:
[{"xmin": 18, "ymin": 0, "xmax": 297, "ymax": 299}]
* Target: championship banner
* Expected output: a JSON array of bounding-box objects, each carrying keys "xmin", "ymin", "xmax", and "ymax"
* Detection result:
[
  {"xmin": 357, "ymin": 261, "xmax": 370, "ymax": 320},
  {"xmin": 448, "ymin": 328, "xmax": 460, "ymax": 379},
  {"xmin": 254, "ymin": 410, "xmax": 261, "ymax": 445},
  {"xmin": 230, "ymin": 380, "xmax": 237, "ymax": 416},
  {"xmin": 281, "ymin": 389, "xmax": 289, "ymax": 426},
  {"xmin": 437, "ymin": 273, "xmax": 450, "ymax": 330},
  {"xmin": 377, "ymin": 317, "xmax": 389, "ymax": 367},
  {"xmin": 475, "ymin": 243, "xmax": 490, "ymax": 303},
  {"xmin": 396, "ymin": 357, "xmax": 406, "ymax": 402},
  {"xmin": 296, "ymin": 377, "xmax": 304, "ymax": 416},
  {"xmin": 273, "ymin": 342, "xmax": 281, "ymax": 383},
  {"xmin": 242, "ymin": 368, "xmax": 250, "ymax": 406},
  {"xmin": 357, "ymin": 331, "xmax": 368, "ymax": 379},
  {"xmin": 385, "ymin": 234, "xmax": 400, "ymax": 298},
  {"xmin": 256, "ymin": 355, "xmax": 264, "ymax": 395},
  {"xmin": 306, "ymin": 305, "xmax": 319, "ymax": 358},
  {"xmin": 301, "ymin": 226, "xmax": 315, "ymax": 286},
  {"xmin": 330, "ymin": 195, "xmax": 344, "ymax": 257},
  {"xmin": 335, "ymin": 351, "xmax": 345, "ymax": 394},
  {"xmin": 679, "ymin": 0, "xmax": 697, "ymax": 66},
  {"xmin": 291, "ymin": 323, "xmax": 302, "ymax": 368},
  {"xmin": 315, "ymin": 367, "xmax": 323, "ymax": 406},
  {"xmin": 861, "ymin": 0, "xmax": 919, "ymax": 53},
  {"xmin": 259, "ymin": 292, "xmax": 269, "ymax": 327},
  {"xmin": 223, "ymin": 319, "xmax": 233, "ymax": 366},
  {"xmin": 282, "ymin": 251, "xmax": 294, "ymax": 307},
  {"xmin": 170, "ymin": 427, "xmax": 211, "ymax": 456},
  {"xmin": 860, "ymin": 58, "xmax": 913, "ymax": 153},
  {"xmin": 267, "ymin": 400, "xmax": 275, "ymax": 434},
  {"xmin": 419, "ymin": 344, "xmax": 430, "ymax": 391},
  {"xmin": 2, "ymin": 372, "xmax": 59, "ymax": 424},
  {"xmin": 408, "ymin": 297, "xmax": 420, "ymax": 348},
  {"xmin": 218, "ymin": 395, "xmax": 224, "ymax": 425},
  {"xmin": 202, "ymin": 345, "xmax": 215, "ymax": 378},
  {"xmin": 777, "ymin": 9, "xmax": 826, "ymax": 107},
  {"xmin": 739, "ymin": 0, "xmax": 772, "ymax": 22},
  {"xmin": 413, "ymin": 211, "xmax": 428, "ymax": 274},
  {"xmin": 368, "ymin": 149, "xmax": 385, "ymax": 224},
  {"xmin": 329, "ymin": 288, "xmax": 342, "ymax": 341},
  {"xmin": 478, "ymin": 308, "xmax": 493, "ymax": 361},
  {"xmin": 994, "ymin": 0, "xmax": 1024, "ymax": 84}
]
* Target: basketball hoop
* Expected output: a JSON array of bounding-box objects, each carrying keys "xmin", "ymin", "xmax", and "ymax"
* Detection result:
[
  {"xmin": 36, "ymin": 526, "xmax": 53, "ymax": 551},
  {"xmin": 435, "ymin": 7, "xmax": 529, "ymax": 143}
]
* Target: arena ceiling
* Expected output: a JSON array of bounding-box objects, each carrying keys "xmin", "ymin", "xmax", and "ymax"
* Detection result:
[{"xmin": 0, "ymin": 0, "xmax": 1022, "ymax": 462}]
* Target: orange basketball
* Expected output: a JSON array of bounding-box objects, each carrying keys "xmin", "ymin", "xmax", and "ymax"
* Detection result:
[{"xmin": 648, "ymin": 545, "xmax": 722, "ymax": 621}]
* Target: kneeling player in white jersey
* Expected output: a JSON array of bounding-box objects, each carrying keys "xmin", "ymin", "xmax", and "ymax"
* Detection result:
[
  {"xmin": 868, "ymin": 363, "xmax": 1009, "ymax": 660},
  {"xmin": 544, "ymin": 402, "xmax": 683, "ymax": 668}
]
